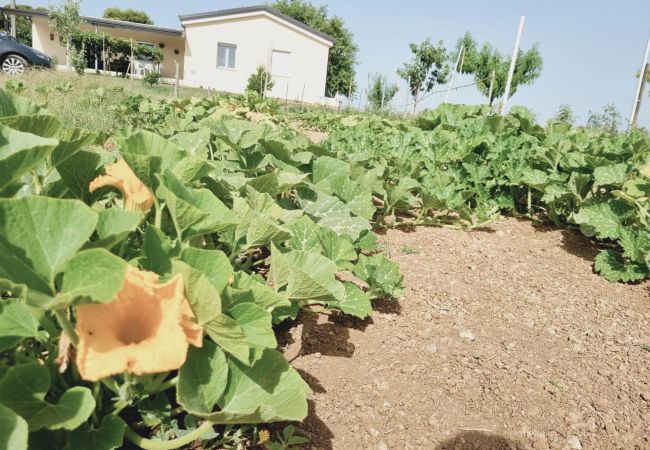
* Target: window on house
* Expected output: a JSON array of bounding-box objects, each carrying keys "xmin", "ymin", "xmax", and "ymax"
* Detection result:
[
  {"xmin": 271, "ymin": 50, "xmax": 291, "ymax": 77},
  {"xmin": 217, "ymin": 43, "xmax": 237, "ymax": 69}
]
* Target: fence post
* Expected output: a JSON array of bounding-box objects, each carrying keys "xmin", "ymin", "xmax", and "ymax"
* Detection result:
[{"xmin": 174, "ymin": 61, "xmax": 180, "ymax": 100}]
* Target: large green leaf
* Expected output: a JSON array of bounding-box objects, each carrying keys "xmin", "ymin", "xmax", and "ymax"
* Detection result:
[
  {"xmin": 55, "ymin": 150, "xmax": 102, "ymax": 202},
  {"xmin": 0, "ymin": 197, "xmax": 98, "ymax": 303},
  {"xmin": 0, "ymin": 403, "xmax": 28, "ymax": 450},
  {"xmin": 233, "ymin": 196, "xmax": 291, "ymax": 250},
  {"xmin": 140, "ymin": 225, "xmax": 180, "ymax": 276},
  {"xmin": 225, "ymin": 272, "xmax": 290, "ymax": 311},
  {"xmin": 594, "ymin": 249, "xmax": 648, "ymax": 283},
  {"xmin": 157, "ymin": 170, "xmax": 238, "ymax": 239},
  {"xmin": 66, "ymin": 416, "xmax": 125, "ymax": 450},
  {"xmin": 312, "ymin": 156, "xmax": 350, "ymax": 191},
  {"xmin": 118, "ymin": 130, "xmax": 184, "ymax": 189},
  {"xmin": 57, "ymin": 249, "xmax": 128, "ymax": 306},
  {"xmin": 181, "ymin": 248, "xmax": 232, "ymax": 294},
  {"xmin": 338, "ymin": 283, "xmax": 373, "ymax": 319},
  {"xmin": 573, "ymin": 200, "xmax": 633, "ymax": 240},
  {"xmin": 172, "ymin": 261, "xmax": 221, "ymax": 323},
  {"xmin": 0, "ymin": 124, "xmax": 59, "ymax": 193},
  {"xmin": 353, "ymin": 253, "xmax": 403, "ymax": 299},
  {"xmin": 228, "ymin": 303, "xmax": 276, "ymax": 349},
  {"xmin": 593, "ymin": 163, "xmax": 628, "ymax": 187},
  {"xmin": 203, "ymin": 349, "xmax": 310, "ymax": 424},
  {"xmin": 271, "ymin": 245, "xmax": 345, "ymax": 303},
  {"xmin": 0, "ymin": 298, "xmax": 39, "ymax": 352},
  {"xmin": 91, "ymin": 208, "xmax": 143, "ymax": 249},
  {"xmin": 0, "ymin": 90, "xmax": 43, "ymax": 117},
  {"xmin": 204, "ymin": 313, "xmax": 249, "ymax": 364},
  {"xmin": 289, "ymin": 216, "xmax": 357, "ymax": 267},
  {"xmin": 0, "ymin": 362, "xmax": 95, "ymax": 431},
  {"xmin": 177, "ymin": 341, "xmax": 228, "ymax": 415}
]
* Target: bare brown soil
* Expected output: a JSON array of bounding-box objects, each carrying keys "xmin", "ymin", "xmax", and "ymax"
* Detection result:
[{"xmin": 278, "ymin": 218, "xmax": 650, "ymax": 450}]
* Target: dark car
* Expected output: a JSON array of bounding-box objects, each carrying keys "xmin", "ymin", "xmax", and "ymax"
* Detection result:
[{"xmin": 0, "ymin": 32, "xmax": 53, "ymax": 75}]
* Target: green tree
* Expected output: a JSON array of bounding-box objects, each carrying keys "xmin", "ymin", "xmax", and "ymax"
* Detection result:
[
  {"xmin": 550, "ymin": 104, "xmax": 576, "ymax": 126},
  {"xmin": 246, "ymin": 65, "xmax": 275, "ymax": 95},
  {"xmin": 587, "ymin": 103, "xmax": 622, "ymax": 133},
  {"xmin": 0, "ymin": 4, "xmax": 47, "ymax": 45},
  {"xmin": 367, "ymin": 73, "xmax": 399, "ymax": 111},
  {"xmin": 397, "ymin": 38, "xmax": 450, "ymax": 112},
  {"xmin": 102, "ymin": 7, "xmax": 153, "ymax": 25},
  {"xmin": 49, "ymin": 0, "xmax": 82, "ymax": 69},
  {"xmin": 272, "ymin": 0, "xmax": 358, "ymax": 98},
  {"xmin": 454, "ymin": 31, "xmax": 543, "ymax": 106}
]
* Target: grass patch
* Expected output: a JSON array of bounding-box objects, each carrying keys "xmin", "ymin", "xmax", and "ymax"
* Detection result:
[{"xmin": 1, "ymin": 69, "xmax": 209, "ymax": 132}]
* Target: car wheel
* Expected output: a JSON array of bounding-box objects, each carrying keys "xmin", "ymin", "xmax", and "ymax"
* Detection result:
[{"xmin": 2, "ymin": 55, "xmax": 27, "ymax": 76}]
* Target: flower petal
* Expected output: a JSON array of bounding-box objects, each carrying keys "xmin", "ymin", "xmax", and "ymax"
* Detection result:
[
  {"xmin": 75, "ymin": 268, "xmax": 201, "ymax": 381},
  {"xmin": 89, "ymin": 159, "xmax": 153, "ymax": 212}
]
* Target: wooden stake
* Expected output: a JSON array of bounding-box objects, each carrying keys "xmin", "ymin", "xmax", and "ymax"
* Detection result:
[
  {"xmin": 174, "ymin": 60, "xmax": 180, "ymax": 100},
  {"xmin": 487, "ymin": 70, "xmax": 496, "ymax": 106}
]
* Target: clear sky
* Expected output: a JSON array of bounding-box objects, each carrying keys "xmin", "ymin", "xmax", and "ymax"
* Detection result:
[{"xmin": 22, "ymin": 0, "xmax": 650, "ymax": 127}]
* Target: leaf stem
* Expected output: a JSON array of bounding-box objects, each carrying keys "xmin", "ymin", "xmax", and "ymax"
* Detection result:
[
  {"xmin": 54, "ymin": 308, "xmax": 79, "ymax": 346},
  {"xmin": 124, "ymin": 421, "xmax": 214, "ymax": 450},
  {"xmin": 146, "ymin": 376, "xmax": 178, "ymax": 393}
]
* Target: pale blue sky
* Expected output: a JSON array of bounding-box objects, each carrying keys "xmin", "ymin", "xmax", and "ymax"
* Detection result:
[{"xmin": 23, "ymin": 0, "xmax": 650, "ymax": 127}]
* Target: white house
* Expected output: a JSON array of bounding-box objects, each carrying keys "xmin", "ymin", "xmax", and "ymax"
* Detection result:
[{"xmin": 1, "ymin": 5, "xmax": 335, "ymax": 104}]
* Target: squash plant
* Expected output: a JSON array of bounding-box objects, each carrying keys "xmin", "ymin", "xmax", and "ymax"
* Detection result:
[{"xmin": 0, "ymin": 90, "xmax": 402, "ymax": 449}]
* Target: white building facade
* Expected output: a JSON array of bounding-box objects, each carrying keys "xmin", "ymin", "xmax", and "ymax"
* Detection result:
[{"xmin": 3, "ymin": 5, "xmax": 335, "ymax": 104}]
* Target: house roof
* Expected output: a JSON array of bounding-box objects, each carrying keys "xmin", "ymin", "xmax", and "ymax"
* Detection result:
[
  {"xmin": 0, "ymin": 7, "xmax": 184, "ymax": 37},
  {"xmin": 178, "ymin": 5, "xmax": 335, "ymax": 45}
]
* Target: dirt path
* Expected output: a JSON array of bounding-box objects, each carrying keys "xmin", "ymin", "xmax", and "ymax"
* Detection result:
[{"xmin": 279, "ymin": 218, "xmax": 650, "ymax": 450}]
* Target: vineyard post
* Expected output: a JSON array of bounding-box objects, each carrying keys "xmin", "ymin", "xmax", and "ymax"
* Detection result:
[
  {"xmin": 629, "ymin": 33, "xmax": 650, "ymax": 129},
  {"xmin": 631, "ymin": 63, "xmax": 650, "ymax": 128},
  {"xmin": 348, "ymin": 79, "xmax": 353, "ymax": 109},
  {"xmin": 129, "ymin": 38, "xmax": 134, "ymax": 78},
  {"xmin": 9, "ymin": 0, "xmax": 15, "ymax": 38},
  {"xmin": 174, "ymin": 61, "xmax": 180, "ymax": 100},
  {"xmin": 487, "ymin": 70, "xmax": 496, "ymax": 105},
  {"xmin": 501, "ymin": 15, "xmax": 526, "ymax": 116},
  {"xmin": 101, "ymin": 33, "xmax": 106, "ymax": 74},
  {"xmin": 285, "ymin": 81, "xmax": 289, "ymax": 111},
  {"xmin": 300, "ymin": 84, "xmax": 305, "ymax": 111},
  {"xmin": 444, "ymin": 45, "xmax": 464, "ymax": 103}
]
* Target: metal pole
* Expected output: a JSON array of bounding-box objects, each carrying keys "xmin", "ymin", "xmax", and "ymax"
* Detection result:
[
  {"xmin": 9, "ymin": 0, "xmax": 16, "ymax": 38},
  {"xmin": 629, "ymin": 34, "xmax": 650, "ymax": 128},
  {"xmin": 444, "ymin": 45, "xmax": 464, "ymax": 103},
  {"xmin": 501, "ymin": 15, "xmax": 526, "ymax": 116},
  {"xmin": 631, "ymin": 63, "xmax": 650, "ymax": 129}
]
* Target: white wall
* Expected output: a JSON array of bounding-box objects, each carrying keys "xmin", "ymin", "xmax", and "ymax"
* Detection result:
[{"xmin": 182, "ymin": 14, "xmax": 332, "ymax": 104}]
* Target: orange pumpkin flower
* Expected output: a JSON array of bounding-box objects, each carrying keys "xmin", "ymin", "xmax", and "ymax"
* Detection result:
[
  {"xmin": 89, "ymin": 159, "xmax": 154, "ymax": 212},
  {"xmin": 75, "ymin": 267, "xmax": 202, "ymax": 381}
]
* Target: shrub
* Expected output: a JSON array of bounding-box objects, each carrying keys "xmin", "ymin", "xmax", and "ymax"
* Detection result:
[
  {"xmin": 143, "ymin": 71, "xmax": 161, "ymax": 86},
  {"xmin": 246, "ymin": 65, "xmax": 274, "ymax": 95},
  {"xmin": 70, "ymin": 45, "xmax": 87, "ymax": 75}
]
